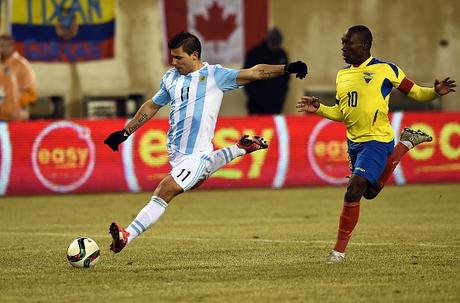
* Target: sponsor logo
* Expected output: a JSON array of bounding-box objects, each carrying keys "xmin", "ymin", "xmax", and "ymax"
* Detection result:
[
  {"xmin": 307, "ymin": 119, "xmax": 349, "ymax": 184},
  {"xmin": 31, "ymin": 121, "xmax": 95, "ymax": 192}
]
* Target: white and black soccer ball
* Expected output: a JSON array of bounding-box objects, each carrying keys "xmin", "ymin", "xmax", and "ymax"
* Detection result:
[{"xmin": 67, "ymin": 237, "xmax": 100, "ymax": 268}]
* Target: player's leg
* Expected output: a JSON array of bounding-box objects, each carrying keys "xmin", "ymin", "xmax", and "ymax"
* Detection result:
[
  {"xmin": 190, "ymin": 135, "xmax": 268, "ymax": 190},
  {"xmin": 327, "ymin": 140, "xmax": 387, "ymax": 263},
  {"xmin": 110, "ymin": 175, "xmax": 183, "ymax": 253},
  {"xmin": 124, "ymin": 175, "xmax": 182, "ymax": 242},
  {"xmin": 362, "ymin": 185, "xmax": 380, "ymax": 200},
  {"xmin": 327, "ymin": 174, "xmax": 367, "ymax": 264},
  {"xmin": 117, "ymin": 135, "xmax": 268, "ymax": 246},
  {"xmin": 204, "ymin": 134, "xmax": 268, "ymax": 176},
  {"xmin": 110, "ymin": 151, "xmax": 206, "ymax": 253},
  {"xmin": 373, "ymin": 128, "xmax": 432, "ymax": 191}
]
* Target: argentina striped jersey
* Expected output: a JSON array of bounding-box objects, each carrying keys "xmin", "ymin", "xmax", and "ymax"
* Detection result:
[{"xmin": 152, "ymin": 63, "xmax": 240, "ymax": 155}]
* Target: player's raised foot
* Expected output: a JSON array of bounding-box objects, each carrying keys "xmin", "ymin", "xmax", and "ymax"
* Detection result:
[
  {"xmin": 237, "ymin": 135, "xmax": 268, "ymax": 154},
  {"xmin": 109, "ymin": 222, "xmax": 129, "ymax": 253},
  {"xmin": 400, "ymin": 127, "xmax": 432, "ymax": 148},
  {"xmin": 325, "ymin": 250, "xmax": 346, "ymax": 264}
]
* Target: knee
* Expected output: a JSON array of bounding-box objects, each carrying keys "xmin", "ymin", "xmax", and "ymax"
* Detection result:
[
  {"xmin": 363, "ymin": 187, "xmax": 380, "ymax": 200},
  {"xmin": 344, "ymin": 184, "xmax": 361, "ymax": 202},
  {"xmin": 155, "ymin": 176, "xmax": 183, "ymax": 202},
  {"xmin": 344, "ymin": 177, "xmax": 368, "ymax": 202}
]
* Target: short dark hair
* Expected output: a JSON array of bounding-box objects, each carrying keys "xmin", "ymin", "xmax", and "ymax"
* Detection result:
[
  {"xmin": 348, "ymin": 25, "xmax": 373, "ymax": 50},
  {"xmin": 168, "ymin": 32, "xmax": 201, "ymax": 58},
  {"xmin": 0, "ymin": 34, "xmax": 15, "ymax": 43}
]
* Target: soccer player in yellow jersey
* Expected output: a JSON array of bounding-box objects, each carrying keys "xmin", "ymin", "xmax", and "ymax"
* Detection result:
[{"xmin": 296, "ymin": 25, "xmax": 456, "ymax": 264}]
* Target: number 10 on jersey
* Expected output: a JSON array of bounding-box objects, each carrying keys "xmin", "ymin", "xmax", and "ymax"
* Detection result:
[{"xmin": 347, "ymin": 91, "xmax": 358, "ymax": 107}]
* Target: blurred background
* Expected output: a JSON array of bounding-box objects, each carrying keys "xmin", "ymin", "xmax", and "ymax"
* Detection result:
[
  {"xmin": 1, "ymin": 0, "xmax": 459, "ymax": 196},
  {"xmin": 5, "ymin": 0, "xmax": 460, "ymax": 119}
]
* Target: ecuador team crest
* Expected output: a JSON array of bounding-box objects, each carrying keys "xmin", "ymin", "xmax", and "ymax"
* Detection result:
[{"xmin": 363, "ymin": 72, "xmax": 375, "ymax": 83}]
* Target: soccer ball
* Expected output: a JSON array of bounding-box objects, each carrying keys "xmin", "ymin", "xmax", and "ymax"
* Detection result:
[{"xmin": 66, "ymin": 237, "xmax": 100, "ymax": 268}]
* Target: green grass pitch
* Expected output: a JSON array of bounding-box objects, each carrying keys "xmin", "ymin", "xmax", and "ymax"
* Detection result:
[{"xmin": 0, "ymin": 184, "xmax": 459, "ymax": 302}]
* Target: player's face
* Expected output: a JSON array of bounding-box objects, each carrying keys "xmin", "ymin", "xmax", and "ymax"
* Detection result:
[
  {"xmin": 341, "ymin": 31, "xmax": 366, "ymax": 65},
  {"xmin": 170, "ymin": 46, "xmax": 200, "ymax": 75}
]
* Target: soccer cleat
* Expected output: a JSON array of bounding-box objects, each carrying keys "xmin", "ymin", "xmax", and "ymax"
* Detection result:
[
  {"xmin": 109, "ymin": 222, "xmax": 129, "ymax": 253},
  {"xmin": 399, "ymin": 127, "xmax": 432, "ymax": 148},
  {"xmin": 325, "ymin": 250, "xmax": 346, "ymax": 264},
  {"xmin": 237, "ymin": 135, "xmax": 268, "ymax": 154}
]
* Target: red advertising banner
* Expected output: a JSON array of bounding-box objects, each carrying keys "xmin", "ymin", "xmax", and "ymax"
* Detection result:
[{"xmin": 1, "ymin": 112, "xmax": 459, "ymax": 196}]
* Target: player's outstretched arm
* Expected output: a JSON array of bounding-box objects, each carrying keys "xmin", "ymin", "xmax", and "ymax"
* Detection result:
[
  {"xmin": 402, "ymin": 77, "xmax": 456, "ymax": 102},
  {"xmin": 237, "ymin": 61, "xmax": 308, "ymax": 85},
  {"xmin": 297, "ymin": 96, "xmax": 343, "ymax": 122},
  {"xmin": 104, "ymin": 100, "xmax": 161, "ymax": 152}
]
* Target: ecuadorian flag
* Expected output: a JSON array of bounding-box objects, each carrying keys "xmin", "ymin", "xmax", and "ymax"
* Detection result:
[{"xmin": 12, "ymin": 0, "xmax": 115, "ymax": 62}]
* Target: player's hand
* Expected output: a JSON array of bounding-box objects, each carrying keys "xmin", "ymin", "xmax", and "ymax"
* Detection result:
[
  {"xmin": 104, "ymin": 129, "xmax": 130, "ymax": 151},
  {"xmin": 296, "ymin": 96, "xmax": 320, "ymax": 113},
  {"xmin": 434, "ymin": 77, "xmax": 456, "ymax": 95},
  {"xmin": 284, "ymin": 61, "xmax": 308, "ymax": 79}
]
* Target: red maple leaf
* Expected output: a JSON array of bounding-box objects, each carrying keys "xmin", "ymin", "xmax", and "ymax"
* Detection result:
[{"xmin": 194, "ymin": 1, "xmax": 237, "ymax": 43}]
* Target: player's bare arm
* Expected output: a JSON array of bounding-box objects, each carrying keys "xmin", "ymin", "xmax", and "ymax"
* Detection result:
[
  {"xmin": 125, "ymin": 100, "xmax": 161, "ymax": 134},
  {"xmin": 237, "ymin": 64, "xmax": 286, "ymax": 85},
  {"xmin": 237, "ymin": 61, "xmax": 308, "ymax": 85},
  {"xmin": 104, "ymin": 100, "xmax": 161, "ymax": 151}
]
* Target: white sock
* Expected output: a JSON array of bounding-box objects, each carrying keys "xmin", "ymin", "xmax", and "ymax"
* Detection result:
[
  {"xmin": 400, "ymin": 140, "xmax": 414, "ymax": 149},
  {"xmin": 126, "ymin": 196, "xmax": 168, "ymax": 244},
  {"xmin": 207, "ymin": 144, "xmax": 246, "ymax": 175}
]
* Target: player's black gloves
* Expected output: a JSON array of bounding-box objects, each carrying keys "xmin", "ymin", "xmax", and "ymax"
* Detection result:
[
  {"xmin": 284, "ymin": 61, "xmax": 308, "ymax": 79},
  {"xmin": 104, "ymin": 129, "xmax": 130, "ymax": 151}
]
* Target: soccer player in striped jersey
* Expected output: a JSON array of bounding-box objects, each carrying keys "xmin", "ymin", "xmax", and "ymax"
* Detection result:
[
  {"xmin": 104, "ymin": 32, "xmax": 308, "ymax": 253},
  {"xmin": 296, "ymin": 25, "xmax": 455, "ymax": 264}
]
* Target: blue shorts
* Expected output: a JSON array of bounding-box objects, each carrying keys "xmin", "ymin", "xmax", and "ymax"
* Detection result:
[{"xmin": 347, "ymin": 140, "xmax": 394, "ymax": 187}]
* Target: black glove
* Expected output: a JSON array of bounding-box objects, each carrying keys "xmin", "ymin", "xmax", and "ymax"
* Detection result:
[
  {"xmin": 284, "ymin": 61, "xmax": 308, "ymax": 79},
  {"xmin": 104, "ymin": 129, "xmax": 130, "ymax": 151}
]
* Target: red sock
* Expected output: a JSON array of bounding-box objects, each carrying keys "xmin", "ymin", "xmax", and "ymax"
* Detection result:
[
  {"xmin": 334, "ymin": 201, "xmax": 360, "ymax": 253},
  {"xmin": 376, "ymin": 142, "xmax": 409, "ymax": 189}
]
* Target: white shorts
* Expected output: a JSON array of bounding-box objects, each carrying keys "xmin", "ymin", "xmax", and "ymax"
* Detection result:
[{"xmin": 169, "ymin": 151, "xmax": 212, "ymax": 191}]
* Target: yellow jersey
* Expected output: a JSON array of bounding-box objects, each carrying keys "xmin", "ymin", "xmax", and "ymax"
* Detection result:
[{"xmin": 316, "ymin": 56, "xmax": 437, "ymax": 143}]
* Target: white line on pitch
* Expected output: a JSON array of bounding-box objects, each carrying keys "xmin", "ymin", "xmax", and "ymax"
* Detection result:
[{"xmin": 0, "ymin": 231, "xmax": 459, "ymax": 248}]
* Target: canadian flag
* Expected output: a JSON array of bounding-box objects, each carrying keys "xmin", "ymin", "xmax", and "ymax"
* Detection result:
[{"xmin": 160, "ymin": 0, "xmax": 268, "ymax": 64}]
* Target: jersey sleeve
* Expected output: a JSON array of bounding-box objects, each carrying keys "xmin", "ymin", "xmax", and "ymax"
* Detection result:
[
  {"xmin": 213, "ymin": 64, "xmax": 239, "ymax": 91},
  {"xmin": 316, "ymin": 103, "xmax": 343, "ymax": 122},
  {"xmin": 151, "ymin": 77, "xmax": 171, "ymax": 106},
  {"xmin": 385, "ymin": 63, "xmax": 407, "ymax": 88},
  {"xmin": 391, "ymin": 64, "xmax": 438, "ymax": 102}
]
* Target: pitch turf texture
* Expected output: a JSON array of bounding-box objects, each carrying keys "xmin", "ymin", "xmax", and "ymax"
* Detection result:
[{"xmin": 1, "ymin": 185, "xmax": 459, "ymax": 303}]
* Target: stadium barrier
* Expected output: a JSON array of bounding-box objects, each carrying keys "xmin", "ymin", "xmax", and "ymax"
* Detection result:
[{"xmin": 1, "ymin": 112, "xmax": 459, "ymax": 196}]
